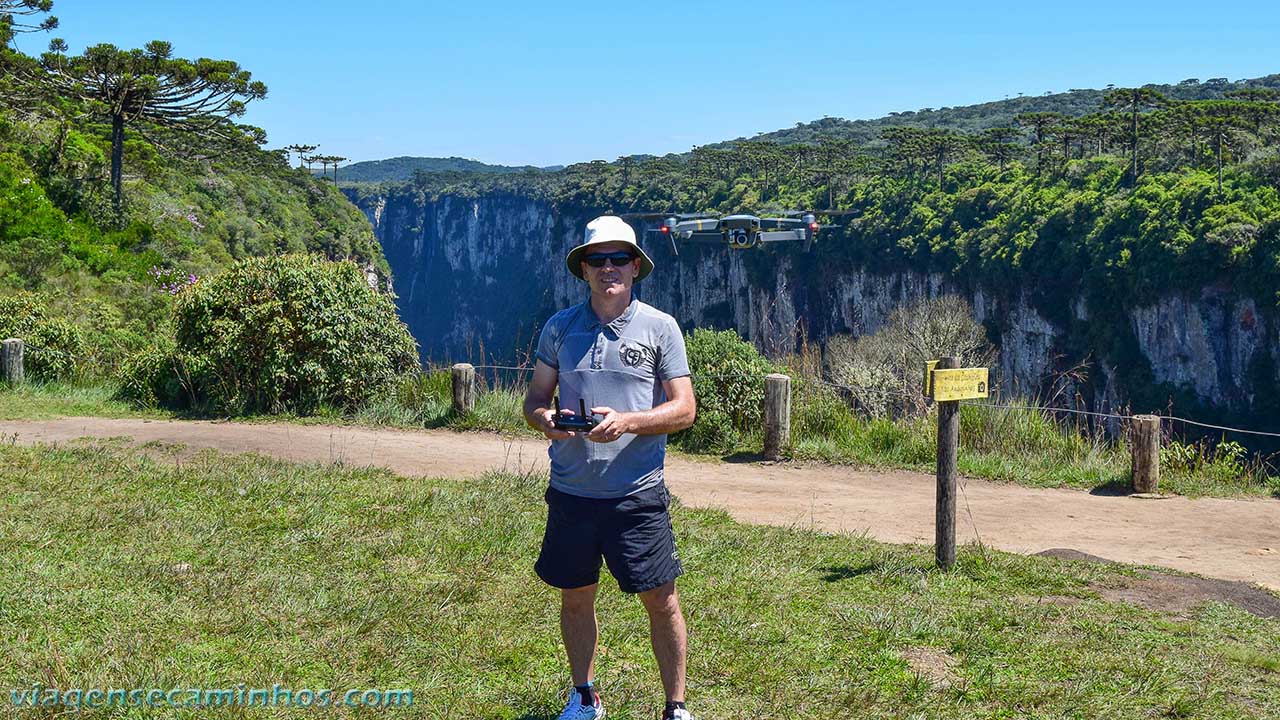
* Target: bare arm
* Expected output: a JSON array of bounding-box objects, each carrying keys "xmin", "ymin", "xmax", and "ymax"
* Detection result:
[
  {"xmin": 523, "ymin": 360, "xmax": 573, "ymax": 440},
  {"xmin": 587, "ymin": 375, "xmax": 696, "ymax": 443}
]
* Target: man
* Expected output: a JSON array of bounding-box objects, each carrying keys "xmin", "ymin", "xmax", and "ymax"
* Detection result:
[{"xmin": 523, "ymin": 215, "xmax": 698, "ymax": 720}]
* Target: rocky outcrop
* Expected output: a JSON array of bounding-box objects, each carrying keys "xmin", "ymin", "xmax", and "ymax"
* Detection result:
[
  {"xmin": 1131, "ymin": 291, "xmax": 1275, "ymax": 410},
  {"xmin": 349, "ymin": 189, "xmax": 1278, "ymax": 417}
]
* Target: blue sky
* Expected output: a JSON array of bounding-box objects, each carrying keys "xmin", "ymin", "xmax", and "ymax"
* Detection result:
[{"xmin": 14, "ymin": 1, "xmax": 1279, "ymax": 166}]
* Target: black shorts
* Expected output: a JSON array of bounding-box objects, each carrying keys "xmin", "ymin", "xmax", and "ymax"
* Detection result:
[{"xmin": 535, "ymin": 483, "xmax": 683, "ymax": 594}]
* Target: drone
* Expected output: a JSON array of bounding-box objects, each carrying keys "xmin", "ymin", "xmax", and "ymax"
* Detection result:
[{"xmin": 619, "ymin": 210, "xmax": 857, "ymax": 255}]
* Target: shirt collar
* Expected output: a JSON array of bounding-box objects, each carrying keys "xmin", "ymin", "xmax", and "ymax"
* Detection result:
[{"xmin": 585, "ymin": 295, "xmax": 638, "ymax": 333}]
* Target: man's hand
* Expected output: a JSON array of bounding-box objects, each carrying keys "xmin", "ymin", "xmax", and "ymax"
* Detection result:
[
  {"xmin": 586, "ymin": 406, "xmax": 631, "ymax": 443},
  {"xmin": 532, "ymin": 407, "xmax": 576, "ymax": 441},
  {"xmin": 524, "ymin": 360, "xmax": 576, "ymax": 441}
]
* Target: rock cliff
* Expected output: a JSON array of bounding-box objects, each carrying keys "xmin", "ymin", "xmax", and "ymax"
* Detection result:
[{"xmin": 350, "ymin": 189, "xmax": 1279, "ymax": 420}]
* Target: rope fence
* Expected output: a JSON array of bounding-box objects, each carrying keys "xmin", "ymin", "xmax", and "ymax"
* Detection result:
[
  {"xmin": 469, "ymin": 364, "xmax": 785, "ymax": 382},
  {"xmin": 1162, "ymin": 415, "xmax": 1280, "ymax": 440},
  {"xmin": 968, "ymin": 401, "xmax": 1129, "ymax": 422},
  {"xmin": 813, "ymin": 377, "xmax": 918, "ymax": 400},
  {"xmin": 430, "ymin": 359, "xmax": 1280, "ymax": 445},
  {"xmin": 432, "ymin": 358, "xmax": 1280, "ymax": 458},
  {"xmin": 472, "ymin": 364, "xmax": 534, "ymax": 372},
  {"xmin": 3, "ymin": 337, "xmax": 1278, "ymax": 453},
  {"xmin": 6, "ymin": 339, "xmax": 129, "ymax": 380},
  {"xmin": 971, "ymin": 402, "xmax": 1280, "ymax": 441},
  {"xmin": 19, "ymin": 341, "xmax": 76, "ymax": 359}
]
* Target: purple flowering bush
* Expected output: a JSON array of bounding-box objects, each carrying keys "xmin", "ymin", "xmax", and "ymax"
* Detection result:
[{"xmin": 147, "ymin": 266, "xmax": 199, "ymax": 295}]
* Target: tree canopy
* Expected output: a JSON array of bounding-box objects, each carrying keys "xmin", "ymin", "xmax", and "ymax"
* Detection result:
[
  {"xmin": 38, "ymin": 39, "xmax": 267, "ymax": 215},
  {"xmin": 0, "ymin": 0, "xmax": 56, "ymax": 44}
]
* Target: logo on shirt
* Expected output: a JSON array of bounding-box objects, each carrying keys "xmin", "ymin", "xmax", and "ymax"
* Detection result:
[{"xmin": 618, "ymin": 341, "xmax": 654, "ymax": 369}]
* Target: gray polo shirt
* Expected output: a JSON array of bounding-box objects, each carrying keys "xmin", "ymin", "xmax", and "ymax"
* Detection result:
[{"xmin": 536, "ymin": 296, "xmax": 691, "ymax": 499}]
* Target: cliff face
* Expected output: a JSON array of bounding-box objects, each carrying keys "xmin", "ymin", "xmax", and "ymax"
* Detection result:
[{"xmin": 351, "ymin": 189, "xmax": 1279, "ymax": 417}]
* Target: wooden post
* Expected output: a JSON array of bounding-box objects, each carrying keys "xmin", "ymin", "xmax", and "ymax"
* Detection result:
[
  {"xmin": 451, "ymin": 363, "xmax": 476, "ymax": 415},
  {"xmin": 763, "ymin": 373, "xmax": 791, "ymax": 460},
  {"xmin": 1, "ymin": 338, "xmax": 23, "ymax": 385},
  {"xmin": 1130, "ymin": 414, "xmax": 1161, "ymax": 494},
  {"xmin": 935, "ymin": 356, "xmax": 960, "ymax": 571}
]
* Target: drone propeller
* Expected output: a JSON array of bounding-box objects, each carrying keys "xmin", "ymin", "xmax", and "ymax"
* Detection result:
[
  {"xmin": 617, "ymin": 212, "xmax": 718, "ymax": 220},
  {"xmin": 756, "ymin": 210, "xmax": 863, "ymax": 222},
  {"xmin": 759, "ymin": 208, "xmax": 860, "ymax": 217}
]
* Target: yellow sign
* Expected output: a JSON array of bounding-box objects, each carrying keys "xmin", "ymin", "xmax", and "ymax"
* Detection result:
[
  {"xmin": 929, "ymin": 367, "xmax": 989, "ymax": 401},
  {"xmin": 923, "ymin": 360, "xmax": 938, "ymax": 397}
]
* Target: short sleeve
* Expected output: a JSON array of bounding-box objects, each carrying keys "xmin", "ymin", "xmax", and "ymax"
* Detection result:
[
  {"xmin": 535, "ymin": 315, "xmax": 561, "ymax": 369},
  {"xmin": 656, "ymin": 317, "xmax": 691, "ymax": 380}
]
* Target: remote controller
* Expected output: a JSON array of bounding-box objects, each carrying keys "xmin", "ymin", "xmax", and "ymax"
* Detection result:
[{"xmin": 552, "ymin": 397, "xmax": 599, "ymax": 432}]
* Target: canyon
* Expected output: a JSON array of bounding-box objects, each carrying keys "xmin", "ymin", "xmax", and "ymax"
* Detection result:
[{"xmin": 350, "ymin": 190, "xmax": 1278, "ymax": 421}]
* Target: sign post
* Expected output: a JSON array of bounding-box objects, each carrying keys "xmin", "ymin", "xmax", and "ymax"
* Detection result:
[
  {"xmin": 926, "ymin": 359, "xmax": 989, "ymax": 571},
  {"xmin": 934, "ymin": 357, "xmax": 960, "ymax": 571}
]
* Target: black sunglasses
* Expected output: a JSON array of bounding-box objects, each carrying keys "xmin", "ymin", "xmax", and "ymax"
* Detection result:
[{"xmin": 583, "ymin": 252, "xmax": 636, "ymax": 268}]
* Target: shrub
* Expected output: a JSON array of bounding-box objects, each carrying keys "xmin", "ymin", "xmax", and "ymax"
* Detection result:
[
  {"xmin": 826, "ymin": 295, "xmax": 994, "ymax": 417},
  {"xmin": 673, "ymin": 329, "xmax": 777, "ymax": 452},
  {"xmin": 684, "ymin": 328, "xmax": 777, "ymax": 426},
  {"xmin": 79, "ymin": 300, "xmax": 164, "ymax": 377},
  {"xmin": 1162, "ymin": 437, "xmax": 1258, "ymax": 487},
  {"xmin": 0, "ymin": 152, "xmax": 69, "ymax": 290},
  {"xmin": 122, "ymin": 254, "xmax": 418, "ymax": 414},
  {"xmin": 117, "ymin": 338, "xmax": 184, "ymax": 408},
  {"xmin": 675, "ymin": 409, "xmax": 740, "ymax": 454},
  {"xmin": 0, "ymin": 292, "xmax": 86, "ymax": 380}
]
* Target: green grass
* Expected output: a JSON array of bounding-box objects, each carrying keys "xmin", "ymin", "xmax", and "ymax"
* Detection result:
[
  {"xmin": 0, "ymin": 380, "xmax": 168, "ymax": 420},
  {"xmin": 0, "ymin": 373, "xmax": 538, "ymax": 436},
  {"xmin": 1, "ymin": 441, "xmax": 1277, "ymax": 718}
]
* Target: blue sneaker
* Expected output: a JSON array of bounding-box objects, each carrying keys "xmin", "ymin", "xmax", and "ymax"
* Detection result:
[{"xmin": 556, "ymin": 687, "xmax": 604, "ymax": 720}]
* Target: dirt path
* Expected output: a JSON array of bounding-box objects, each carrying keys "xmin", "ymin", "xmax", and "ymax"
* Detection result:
[{"xmin": 3, "ymin": 417, "xmax": 1278, "ymax": 590}]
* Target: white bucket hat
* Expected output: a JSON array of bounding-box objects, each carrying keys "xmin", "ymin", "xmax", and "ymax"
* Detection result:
[{"xmin": 565, "ymin": 215, "xmax": 654, "ymax": 281}]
